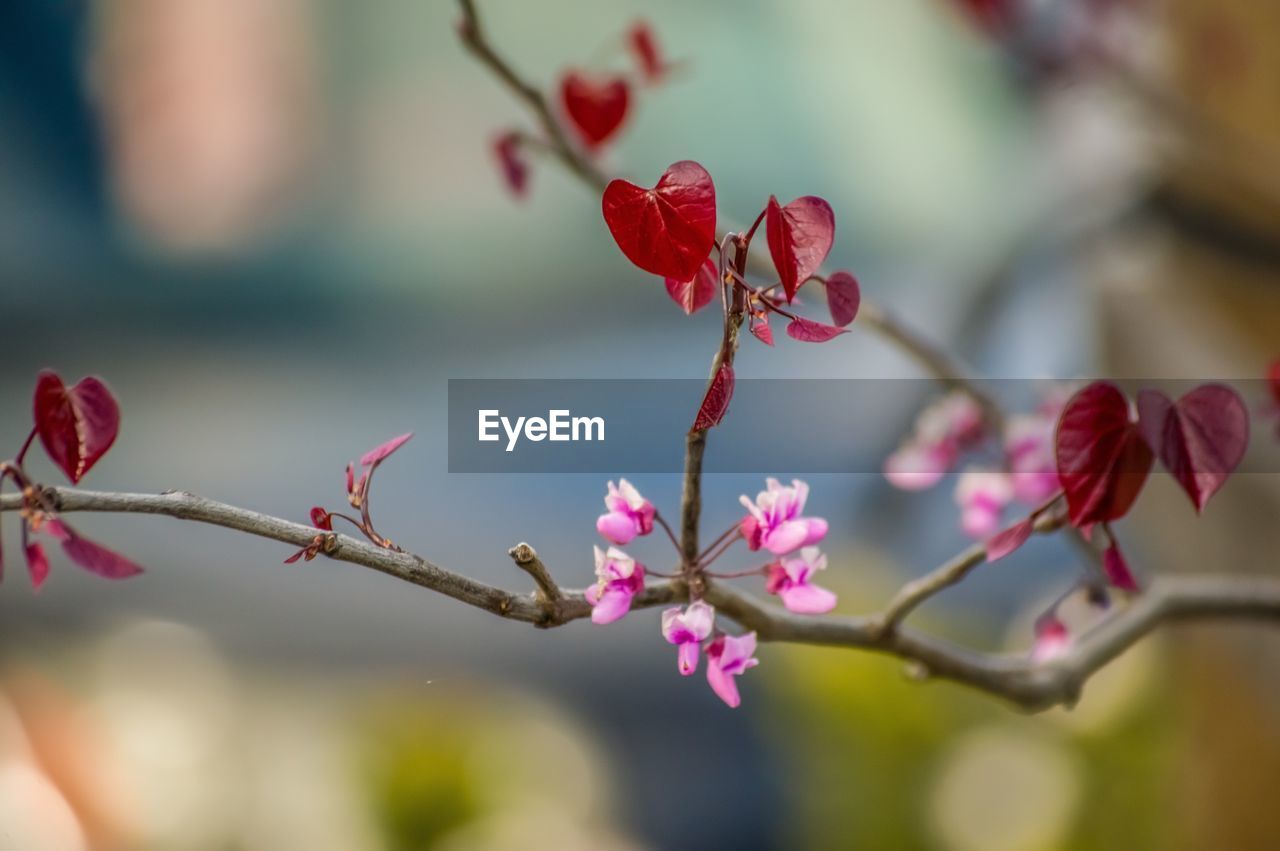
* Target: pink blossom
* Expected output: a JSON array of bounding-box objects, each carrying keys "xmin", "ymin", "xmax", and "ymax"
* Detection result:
[
  {"xmin": 1004, "ymin": 412, "xmax": 1061, "ymax": 504},
  {"xmin": 766, "ymin": 547, "xmax": 837, "ymax": 614},
  {"xmin": 596, "ymin": 479, "xmax": 655, "ymax": 545},
  {"xmin": 1031, "ymin": 616, "xmax": 1071, "ymax": 663},
  {"xmin": 739, "ymin": 478, "xmax": 828, "ymax": 554},
  {"xmin": 705, "ymin": 632, "xmax": 759, "ymax": 708},
  {"xmin": 954, "ymin": 468, "xmax": 1014, "ymax": 539},
  {"xmin": 585, "ymin": 546, "xmax": 646, "ymax": 625},
  {"xmin": 884, "ymin": 392, "xmax": 986, "ymax": 491},
  {"xmin": 661, "ymin": 601, "xmax": 715, "ymax": 675}
]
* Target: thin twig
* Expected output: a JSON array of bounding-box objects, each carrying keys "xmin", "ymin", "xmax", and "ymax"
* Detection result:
[{"xmin": 507, "ymin": 541, "xmax": 562, "ymax": 604}]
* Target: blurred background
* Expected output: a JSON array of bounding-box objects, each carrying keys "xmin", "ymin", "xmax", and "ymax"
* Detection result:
[{"xmin": 2, "ymin": 0, "xmax": 1279, "ymax": 848}]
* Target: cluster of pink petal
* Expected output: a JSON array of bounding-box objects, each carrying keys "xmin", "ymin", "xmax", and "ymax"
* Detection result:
[
  {"xmin": 884, "ymin": 392, "xmax": 986, "ymax": 490},
  {"xmin": 739, "ymin": 478, "xmax": 828, "ymax": 554},
  {"xmin": 596, "ymin": 478, "xmax": 655, "ymax": 544},
  {"xmin": 765, "ymin": 547, "xmax": 837, "ymax": 614},
  {"xmin": 740, "ymin": 478, "xmax": 837, "ymax": 614},
  {"xmin": 586, "ymin": 545, "xmax": 646, "ymax": 625},
  {"xmin": 952, "ymin": 393, "xmax": 1067, "ymax": 539}
]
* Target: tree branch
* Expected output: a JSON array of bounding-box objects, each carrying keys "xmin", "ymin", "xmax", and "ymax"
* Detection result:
[{"xmin": 5, "ymin": 487, "xmax": 1280, "ymax": 711}]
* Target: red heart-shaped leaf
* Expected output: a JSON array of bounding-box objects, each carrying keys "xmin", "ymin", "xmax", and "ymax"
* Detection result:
[
  {"xmin": 493, "ymin": 132, "xmax": 529, "ymax": 197},
  {"xmin": 34, "ymin": 371, "xmax": 121, "ymax": 485},
  {"xmin": 360, "ymin": 432, "xmax": 414, "ymax": 466},
  {"xmin": 664, "ymin": 259, "xmax": 718, "ymax": 315},
  {"xmin": 825, "ymin": 271, "xmax": 861, "ymax": 327},
  {"xmin": 785, "ymin": 316, "xmax": 848, "ymax": 343},
  {"xmin": 765, "ymin": 195, "xmax": 834, "ymax": 302},
  {"xmin": 692, "ymin": 363, "xmax": 734, "ymax": 431},
  {"xmin": 62, "ymin": 533, "xmax": 145, "ymax": 580},
  {"xmin": 603, "ymin": 161, "xmax": 716, "ymax": 281},
  {"xmin": 1055, "ymin": 382, "xmax": 1153, "ymax": 527},
  {"xmin": 560, "ymin": 71, "xmax": 630, "ymax": 149},
  {"xmin": 1137, "ymin": 385, "xmax": 1249, "ymax": 513}
]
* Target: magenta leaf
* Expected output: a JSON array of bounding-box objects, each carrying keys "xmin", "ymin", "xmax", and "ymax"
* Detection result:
[
  {"xmin": 765, "ymin": 195, "xmax": 834, "ymax": 302},
  {"xmin": 310, "ymin": 507, "xmax": 333, "ymax": 531},
  {"xmin": 664, "ymin": 260, "xmax": 718, "ymax": 315},
  {"xmin": 1102, "ymin": 540, "xmax": 1138, "ymax": 591},
  {"xmin": 1055, "ymin": 382, "xmax": 1154, "ymax": 527},
  {"xmin": 692, "ymin": 364, "xmax": 735, "ymax": 431},
  {"xmin": 985, "ymin": 516, "xmax": 1035, "ymax": 563},
  {"xmin": 25, "ymin": 542, "xmax": 50, "ymax": 590},
  {"xmin": 360, "ymin": 432, "xmax": 413, "ymax": 466},
  {"xmin": 493, "ymin": 132, "xmax": 529, "ymax": 197},
  {"xmin": 61, "ymin": 534, "xmax": 144, "ymax": 580},
  {"xmin": 1137, "ymin": 385, "xmax": 1249, "ymax": 513},
  {"xmin": 560, "ymin": 71, "xmax": 630, "ymax": 149},
  {"xmin": 603, "ymin": 161, "xmax": 717, "ymax": 281},
  {"xmin": 749, "ymin": 314, "xmax": 774, "ymax": 346},
  {"xmin": 33, "ymin": 371, "xmax": 121, "ymax": 485},
  {"xmin": 785, "ymin": 316, "xmax": 848, "ymax": 343},
  {"xmin": 824, "ymin": 271, "xmax": 861, "ymax": 327}
]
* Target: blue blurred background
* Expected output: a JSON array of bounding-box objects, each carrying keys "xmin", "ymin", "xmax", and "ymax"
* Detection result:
[{"xmin": 3, "ymin": 0, "xmax": 1279, "ymax": 848}]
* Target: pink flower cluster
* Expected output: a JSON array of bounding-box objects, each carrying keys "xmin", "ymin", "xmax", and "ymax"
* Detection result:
[
  {"xmin": 584, "ymin": 477, "xmax": 837, "ymax": 707},
  {"xmin": 886, "ymin": 389, "xmax": 1069, "ymax": 540}
]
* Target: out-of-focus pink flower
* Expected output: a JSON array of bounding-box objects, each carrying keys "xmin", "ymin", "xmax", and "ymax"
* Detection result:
[
  {"xmin": 706, "ymin": 632, "xmax": 759, "ymax": 708},
  {"xmin": 1031, "ymin": 616, "xmax": 1071, "ymax": 663},
  {"xmin": 954, "ymin": 468, "xmax": 1014, "ymax": 539},
  {"xmin": 596, "ymin": 479, "xmax": 655, "ymax": 545},
  {"xmin": 661, "ymin": 601, "xmax": 715, "ymax": 675},
  {"xmin": 739, "ymin": 478, "xmax": 828, "ymax": 554},
  {"xmin": 1005, "ymin": 412, "xmax": 1060, "ymax": 504},
  {"xmin": 585, "ymin": 546, "xmax": 646, "ymax": 625},
  {"xmin": 766, "ymin": 547, "xmax": 837, "ymax": 614},
  {"xmin": 884, "ymin": 392, "xmax": 986, "ymax": 492}
]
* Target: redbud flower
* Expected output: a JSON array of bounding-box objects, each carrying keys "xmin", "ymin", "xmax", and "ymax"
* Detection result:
[
  {"xmin": 765, "ymin": 547, "xmax": 837, "ymax": 614},
  {"xmin": 954, "ymin": 468, "xmax": 1014, "ymax": 539},
  {"xmin": 739, "ymin": 478, "xmax": 828, "ymax": 554},
  {"xmin": 596, "ymin": 479, "xmax": 656, "ymax": 545},
  {"xmin": 706, "ymin": 632, "xmax": 759, "ymax": 708},
  {"xmin": 661, "ymin": 601, "xmax": 715, "ymax": 675},
  {"xmin": 884, "ymin": 392, "xmax": 985, "ymax": 492},
  {"xmin": 585, "ymin": 545, "xmax": 646, "ymax": 625},
  {"xmin": 1031, "ymin": 616, "xmax": 1071, "ymax": 663}
]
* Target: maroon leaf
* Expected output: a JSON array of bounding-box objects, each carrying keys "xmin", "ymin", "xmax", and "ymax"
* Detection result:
[
  {"xmin": 1055, "ymin": 382, "xmax": 1154, "ymax": 527},
  {"xmin": 560, "ymin": 71, "xmax": 630, "ymax": 149},
  {"xmin": 765, "ymin": 195, "xmax": 834, "ymax": 302},
  {"xmin": 310, "ymin": 507, "xmax": 333, "ymax": 531},
  {"xmin": 1137, "ymin": 385, "xmax": 1249, "ymax": 513},
  {"xmin": 749, "ymin": 314, "xmax": 774, "ymax": 346},
  {"xmin": 25, "ymin": 542, "xmax": 50, "ymax": 590},
  {"xmin": 1102, "ymin": 540, "xmax": 1138, "ymax": 591},
  {"xmin": 824, "ymin": 271, "xmax": 861, "ymax": 327},
  {"xmin": 360, "ymin": 432, "xmax": 413, "ymax": 466},
  {"xmin": 61, "ymin": 534, "xmax": 144, "ymax": 580},
  {"xmin": 692, "ymin": 364, "xmax": 734, "ymax": 431},
  {"xmin": 664, "ymin": 260, "xmax": 718, "ymax": 315},
  {"xmin": 493, "ymin": 132, "xmax": 529, "ymax": 197},
  {"xmin": 785, "ymin": 316, "xmax": 848, "ymax": 343},
  {"xmin": 1269, "ymin": 359, "xmax": 1280, "ymax": 406},
  {"xmin": 985, "ymin": 516, "xmax": 1035, "ymax": 563},
  {"xmin": 952, "ymin": 0, "xmax": 1015, "ymax": 33},
  {"xmin": 627, "ymin": 21, "xmax": 664, "ymax": 82},
  {"xmin": 602, "ymin": 161, "xmax": 716, "ymax": 281},
  {"xmin": 34, "ymin": 371, "xmax": 121, "ymax": 485}
]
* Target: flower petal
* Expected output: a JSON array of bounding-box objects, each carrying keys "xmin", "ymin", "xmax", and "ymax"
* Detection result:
[
  {"xmin": 590, "ymin": 587, "xmax": 634, "ymax": 624},
  {"xmin": 779, "ymin": 582, "xmax": 837, "ymax": 615}
]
